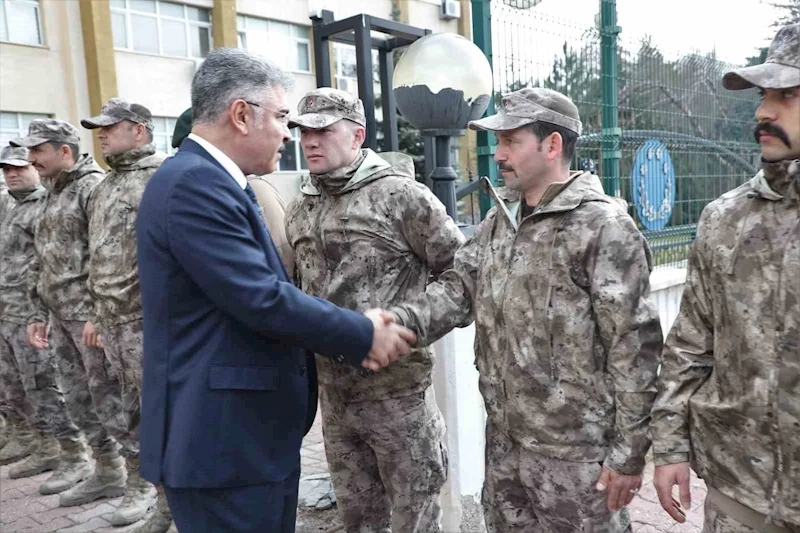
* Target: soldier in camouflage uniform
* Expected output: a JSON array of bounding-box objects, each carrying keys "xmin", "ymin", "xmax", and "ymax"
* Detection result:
[
  {"xmin": 285, "ymin": 88, "xmax": 464, "ymax": 532},
  {"xmin": 0, "ymin": 157, "xmax": 31, "ymax": 462},
  {"xmin": 11, "ymin": 119, "xmax": 130, "ymax": 504},
  {"xmin": 390, "ymin": 88, "xmax": 664, "ymax": 533},
  {"xmin": 80, "ymin": 99, "xmax": 168, "ymax": 528},
  {"xmin": 651, "ymin": 24, "xmax": 800, "ymax": 533},
  {"xmin": 0, "ymin": 145, "xmax": 85, "ymax": 479}
]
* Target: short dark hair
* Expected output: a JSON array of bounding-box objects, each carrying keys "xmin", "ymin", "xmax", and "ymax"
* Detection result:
[
  {"xmin": 47, "ymin": 141, "xmax": 80, "ymax": 162},
  {"xmin": 529, "ymin": 122, "xmax": 578, "ymax": 164}
]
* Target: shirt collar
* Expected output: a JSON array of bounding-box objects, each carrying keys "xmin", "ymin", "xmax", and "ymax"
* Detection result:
[{"xmin": 188, "ymin": 133, "xmax": 247, "ymax": 190}]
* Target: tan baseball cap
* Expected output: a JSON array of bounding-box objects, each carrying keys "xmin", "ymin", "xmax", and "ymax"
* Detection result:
[
  {"xmin": 288, "ymin": 88, "xmax": 367, "ymax": 129},
  {"xmin": 723, "ymin": 24, "xmax": 800, "ymax": 90},
  {"xmin": 10, "ymin": 119, "xmax": 81, "ymax": 148},
  {"xmin": 469, "ymin": 87, "xmax": 582, "ymax": 135},
  {"xmin": 81, "ymin": 97, "xmax": 154, "ymax": 130},
  {"xmin": 0, "ymin": 145, "xmax": 31, "ymax": 167}
]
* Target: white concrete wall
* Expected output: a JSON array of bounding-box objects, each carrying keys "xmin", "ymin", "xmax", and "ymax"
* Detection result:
[
  {"xmin": 115, "ymin": 52, "xmax": 195, "ymax": 119},
  {"xmin": 432, "ymin": 266, "xmax": 687, "ymax": 531},
  {"xmin": 0, "ymin": 0, "xmax": 92, "ymax": 152}
]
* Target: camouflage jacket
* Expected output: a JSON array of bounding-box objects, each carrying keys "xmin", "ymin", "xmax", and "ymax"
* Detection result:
[
  {"xmin": 392, "ymin": 171, "xmax": 663, "ymax": 475},
  {"xmin": 31, "ymin": 155, "xmax": 104, "ymax": 323},
  {"xmin": 0, "ymin": 180, "xmax": 14, "ymax": 224},
  {"xmin": 651, "ymin": 159, "xmax": 800, "ymax": 525},
  {"xmin": 87, "ymin": 145, "xmax": 166, "ymax": 327},
  {"xmin": 0, "ymin": 186, "xmax": 48, "ymax": 324},
  {"xmin": 286, "ymin": 149, "xmax": 465, "ymax": 401}
]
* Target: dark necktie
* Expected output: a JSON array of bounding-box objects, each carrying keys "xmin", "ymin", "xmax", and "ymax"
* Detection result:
[{"xmin": 244, "ymin": 183, "xmax": 265, "ymax": 225}]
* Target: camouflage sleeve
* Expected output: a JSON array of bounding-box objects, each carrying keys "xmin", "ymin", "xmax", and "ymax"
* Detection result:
[
  {"xmin": 390, "ymin": 215, "xmax": 487, "ymax": 346},
  {"xmin": 26, "ymin": 216, "xmax": 47, "ymax": 324},
  {"xmin": 398, "ymin": 182, "xmax": 466, "ymax": 275},
  {"xmin": 589, "ymin": 214, "xmax": 663, "ymax": 476},
  {"xmin": 650, "ymin": 209, "xmax": 715, "ymax": 466},
  {"xmin": 83, "ymin": 179, "xmax": 101, "ymax": 323}
]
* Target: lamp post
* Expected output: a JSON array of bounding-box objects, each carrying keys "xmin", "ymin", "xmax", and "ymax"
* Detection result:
[{"xmin": 392, "ymin": 32, "xmax": 493, "ymax": 220}]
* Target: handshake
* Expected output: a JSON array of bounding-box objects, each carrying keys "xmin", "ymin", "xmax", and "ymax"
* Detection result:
[{"xmin": 361, "ymin": 309, "xmax": 417, "ymax": 372}]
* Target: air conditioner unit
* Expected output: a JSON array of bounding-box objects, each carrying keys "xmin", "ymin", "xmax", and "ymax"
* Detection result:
[{"xmin": 440, "ymin": 0, "xmax": 461, "ymax": 20}]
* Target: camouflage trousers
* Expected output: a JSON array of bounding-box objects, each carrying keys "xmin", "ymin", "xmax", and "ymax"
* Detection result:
[
  {"xmin": 320, "ymin": 385, "xmax": 447, "ymax": 533},
  {"xmin": 702, "ymin": 491, "xmax": 800, "ymax": 533},
  {"xmin": 99, "ymin": 320, "xmax": 143, "ymax": 446},
  {"xmin": 483, "ymin": 422, "xmax": 631, "ymax": 533},
  {"xmin": 0, "ymin": 320, "xmax": 80, "ymax": 440},
  {"xmin": 50, "ymin": 316, "xmax": 130, "ymax": 456}
]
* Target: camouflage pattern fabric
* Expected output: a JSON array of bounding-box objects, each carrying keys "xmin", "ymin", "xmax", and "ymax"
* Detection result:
[
  {"xmin": 483, "ymin": 421, "xmax": 631, "ymax": 533},
  {"xmin": 723, "ymin": 24, "xmax": 799, "ymax": 90},
  {"xmin": 0, "ymin": 320, "xmax": 79, "ymax": 441},
  {"xmin": 87, "ymin": 145, "xmax": 166, "ymax": 327},
  {"xmin": 99, "ymin": 320, "xmax": 143, "ymax": 441},
  {"xmin": 651, "ymin": 159, "xmax": 800, "ymax": 526},
  {"xmin": 288, "ymin": 87, "xmax": 367, "ymax": 129},
  {"xmin": 32, "ymin": 155, "xmax": 104, "ymax": 323},
  {"xmin": 49, "ymin": 316, "xmax": 128, "ymax": 456},
  {"xmin": 0, "ymin": 186, "xmax": 49, "ymax": 324},
  {"xmin": 320, "ymin": 386, "xmax": 447, "ymax": 533},
  {"xmin": 702, "ymin": 496, "xmax": 800, "ymax": 533},
  {"xmin": 391, "ymin": 171, "xmax": 663, "ymax": 476}
]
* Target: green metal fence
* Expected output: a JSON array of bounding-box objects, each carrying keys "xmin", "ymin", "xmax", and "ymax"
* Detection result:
[{"xmin": 463, "ymin": 0, "xmax": 762, "ymax": 268}]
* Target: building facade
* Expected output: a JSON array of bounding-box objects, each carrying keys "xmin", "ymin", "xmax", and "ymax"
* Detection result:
[{"xmin": 0, "ymin": 0, "xmax": 474, "ymax": 179}]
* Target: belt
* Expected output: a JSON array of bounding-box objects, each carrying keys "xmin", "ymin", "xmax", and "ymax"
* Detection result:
[{"xmin": 707, "ymin": 487, "xmax": 791, "ymax": 533}]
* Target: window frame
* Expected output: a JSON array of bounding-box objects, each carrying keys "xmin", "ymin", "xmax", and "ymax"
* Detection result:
[
  {"xmin": 110, "ymin": 0, "xmax": 212, "ymax": 59},
  {"xmin": 276, "ymin": 127, "xmax": 307, "ymax": 173},
  {"xmin": 237, "ymin": 15, "xmax": 311, "ymax": 74},
  {"xmin": 150, "ymin": 115, "xmax": 178, "ymax": 155},
  {"xmin": 0, "ymin": 111, "xmax": 50, "ymax": 150},
  {"xmin": 0, "ymin": 0, "xmax": 44, "ymax": 47}
]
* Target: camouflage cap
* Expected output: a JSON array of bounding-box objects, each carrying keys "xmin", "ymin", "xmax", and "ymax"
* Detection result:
[
  {"xmin": 469, "ymin": 87, "xmax": 582, "ymax": 135},
  {"xmin": 723, "ymin": 24, "xmax": 800, "ymax": 90},
  {"xmin": 0, "ymin": 145, "xmax": 31, "ymax": 167},
  {"xmin": 10, "ymin": 119, "xmax": 81, "ymax": 148},
  {"xmin": 172, "ymin": 107, "xmax": 193, "ymax": 148},
  {"xmin": 81, "ymin": 97, "xmax": 154, "ymax": 130},
  {"xmin": 288, "ymin": 88, "xmax": 367, "ymax": 129}
]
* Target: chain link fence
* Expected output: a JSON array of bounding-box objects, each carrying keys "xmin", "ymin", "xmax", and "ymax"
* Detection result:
[{"xmin": 465, "ymin": 0, "xmax": 762, "ymax": 268}]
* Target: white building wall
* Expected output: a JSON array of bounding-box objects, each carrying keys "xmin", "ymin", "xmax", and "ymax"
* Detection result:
[{"xmin": 0, "ymin": 0, "xmax": 92, "ymax": 152}]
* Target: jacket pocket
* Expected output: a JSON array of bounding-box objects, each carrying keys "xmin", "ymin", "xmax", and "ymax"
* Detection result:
[{"xmin": 208, "ymin": 366, "xmax": 280, "ymax": 391}]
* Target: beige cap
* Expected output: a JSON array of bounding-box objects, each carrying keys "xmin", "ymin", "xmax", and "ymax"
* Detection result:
[
  {"xmin": 469, "ymin": 87, "xmax": 582, "ymax": 135},
  {"xmin": 288, "ymin": 88, "xmax": 367, "ymax": 129}
]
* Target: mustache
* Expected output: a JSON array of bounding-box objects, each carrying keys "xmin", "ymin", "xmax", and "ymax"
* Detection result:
[
  {"xmin": 754, "ymin": 122, "xmax": 791, "ymax": 148},
  {"xmin": 498, "ymin": 163, "xmax": 514, "ymax": 172}
]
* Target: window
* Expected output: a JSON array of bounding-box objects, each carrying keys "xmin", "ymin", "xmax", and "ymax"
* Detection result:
[
  {"xmin": 279, "ymin": 128, "xmax": 307, "ymax": 173},
  {"xmin": 0, "ymin": 111, "xmax": 48, "ymax": 148},
  {"xmin": 334, "ymin": 43, "xmax": 379, "ymax": 97},
  {"xmin": 0, "ymin": 0, "xmax": 42, "ymax": 46},
  {"xmin": 111, "ymin": 0, "xmax": 211, "ymax": 59},
  {"xmin": 150, "ymin": 116, "xmax": 178, "ymax": 154},
  {"xmin": 237, "ymin": 15, "xmax": 310, "ymax": 73}
]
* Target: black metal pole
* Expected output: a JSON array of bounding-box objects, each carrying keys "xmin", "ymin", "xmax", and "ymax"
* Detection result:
[
  {"xmin": 378, "ymin": 48, "xmax": 398, "ymax": 152},
  {"xmin": 428, "ymin": 135, "xmax": 458, "ymax": 220},
  {"xmin": 355, "ymin": 16, "xmax": 377, "ymax": 150},
  {"xmin": 311, "ymin": 11, "xmax": 334, "ymax": 88}
]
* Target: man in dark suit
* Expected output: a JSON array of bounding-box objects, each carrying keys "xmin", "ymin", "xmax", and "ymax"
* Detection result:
[{"xmin": 136, "ymin": 48, "xmax": 415, "ymax": 533}]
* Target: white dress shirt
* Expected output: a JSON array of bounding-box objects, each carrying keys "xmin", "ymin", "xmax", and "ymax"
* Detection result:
[{"xmin": 188, "ymin": 133, "xmax": 247, "ymax": 190}]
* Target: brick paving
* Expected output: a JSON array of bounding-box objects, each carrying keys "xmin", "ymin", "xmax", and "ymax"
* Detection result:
[{"xmin": 2, "ymin": 409, "xmax": 706, "ymax": 532}]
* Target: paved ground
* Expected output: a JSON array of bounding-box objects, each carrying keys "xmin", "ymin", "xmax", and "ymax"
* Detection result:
[{"xmin": 2, "ymin": 411, "xmax": 707, "ymax": 532}]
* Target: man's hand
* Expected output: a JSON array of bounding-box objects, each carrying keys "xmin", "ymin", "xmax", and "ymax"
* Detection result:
[
  {"xmin": 596, "ymin": 466, "xmax": 643, "ymax": 511},
  {"xmin": 362, "ymin": 309, "xmax": 416, "ymax": 372},
  {"xmin": 653, "ymin": 462, "xmax": 691, "ymax": 523},
  {"xmin": 82, "ymin": 321, "xmax": 103, "ymax": 348},
  {"xmin": 27, "ymin": 322, "xmax": 49, "ymax": 349}
]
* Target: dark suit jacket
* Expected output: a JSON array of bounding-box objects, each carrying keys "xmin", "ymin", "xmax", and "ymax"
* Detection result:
[{"xmin": 136, "ymin": 138, "xmax": 373, "ymax": 488}]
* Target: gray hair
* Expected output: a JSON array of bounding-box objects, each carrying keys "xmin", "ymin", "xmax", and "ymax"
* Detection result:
[{"xmin": 191, "ymin": 48, "xmax": 294, "ymax": 125}]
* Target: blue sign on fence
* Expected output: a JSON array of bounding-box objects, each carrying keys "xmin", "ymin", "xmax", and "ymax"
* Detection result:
[{"xmin": 631, "ymin": 139, "xmax": 675, "ymax": 231}]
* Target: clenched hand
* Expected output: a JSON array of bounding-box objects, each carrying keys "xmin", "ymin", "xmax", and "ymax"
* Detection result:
[{"xmin": 362, "ymin": 309, "xmax": 416, "ymax": 372}]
